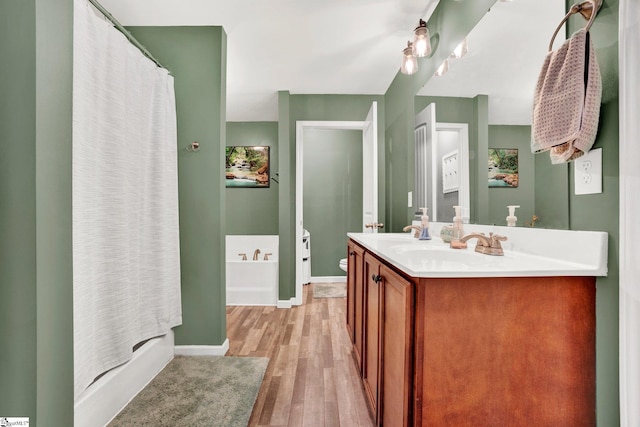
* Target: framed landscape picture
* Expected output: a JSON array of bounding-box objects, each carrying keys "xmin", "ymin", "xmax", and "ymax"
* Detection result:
[
  {"xmin": 225, "ymin": 146, "xmax": 270, "ymax": 188},
  {"xmin": 488, "ymin": 148, "xmax": 518, "ymax": 188}
]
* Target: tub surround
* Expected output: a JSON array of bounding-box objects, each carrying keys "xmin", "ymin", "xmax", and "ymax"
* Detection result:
[
  {"xmin": 226, "ymin": 235, "xmax": 279, "ymax": 306},
  {"xmin": 346, "ymin": 225, "xmax": 606, "ymax": 425}
]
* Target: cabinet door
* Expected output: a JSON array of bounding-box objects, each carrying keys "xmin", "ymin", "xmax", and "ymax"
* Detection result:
[
  {"xmin": 362, "ymin": 253, "xmax": 382, "ymax": 421},
  {"xmin": 380, "ymin": 265, "xmax": 413, "ymax": 427},
  {"xmin": 347, "ymin": 241, "xmax": 366, "ymax": 372}
]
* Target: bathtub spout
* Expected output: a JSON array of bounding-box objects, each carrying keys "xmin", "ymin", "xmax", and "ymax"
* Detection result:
[{"xmin": 252, "ymin": 249, "xmax": 261, "ymax": 260}]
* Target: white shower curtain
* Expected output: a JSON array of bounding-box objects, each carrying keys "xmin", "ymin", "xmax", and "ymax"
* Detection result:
[
  {"xmin": 72, "ymin": 0, "xmax": 181, "ymax": 398},
  {"xmin": 619, "ymin": 1, "xmax": 640, "ymax": 425}
]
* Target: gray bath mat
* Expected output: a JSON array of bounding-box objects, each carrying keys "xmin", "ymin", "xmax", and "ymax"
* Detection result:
[
  {"xmin": 108, "ymin": 356, "xmax": 268, "ymax": 426},
  {"xmin": 313, "ymin": 282, "xmax": 347, "ymax": 298}
]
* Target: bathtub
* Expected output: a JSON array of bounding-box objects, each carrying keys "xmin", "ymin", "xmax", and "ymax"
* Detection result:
[{"xmin": 226, "ymin": 235, "xmax": 279, "ymax": 306}]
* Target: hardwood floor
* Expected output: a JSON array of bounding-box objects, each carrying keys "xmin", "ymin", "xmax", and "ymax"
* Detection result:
[{"xmin": 226, "ymin": 284, "xmax": 375, "ymax": 427}]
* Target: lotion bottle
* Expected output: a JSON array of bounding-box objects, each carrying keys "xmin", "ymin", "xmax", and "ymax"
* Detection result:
[
  {"xmin": 418, "ymin": 207, "xmax": 431, "ymax": 240},
  {"xmin": 450, "ymin": 205, "xmax": 468, "ymax": 249},
  {"xmin": 506, "ymin": 205, "xmax": 520, "ymax": 227}
]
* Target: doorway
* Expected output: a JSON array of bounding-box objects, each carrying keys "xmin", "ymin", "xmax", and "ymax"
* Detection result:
[{"xmin": 294, "ymin": 103, "xmax": 379, "ymax": 304}]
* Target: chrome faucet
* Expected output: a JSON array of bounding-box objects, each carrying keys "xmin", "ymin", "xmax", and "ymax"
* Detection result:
[
  {"xmin": 459, "ymin": 232, "xmax": 508, "ymax": 256},
  {"xmin": 252, "ymin": 248, "xmax": 261, "ymax": 260},
  {"xmin": 403, "ymin": 225, "xmax": 422, "ymax": 238}
]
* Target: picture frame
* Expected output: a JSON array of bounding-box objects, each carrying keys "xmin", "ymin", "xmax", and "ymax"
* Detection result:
[
  {"xmin": 488, "ymin": 148, "xmax": 518, "ymax": 188},
  {"xmin": 225, "ymin": 146, "xmax": 270, "ymax": 188}
]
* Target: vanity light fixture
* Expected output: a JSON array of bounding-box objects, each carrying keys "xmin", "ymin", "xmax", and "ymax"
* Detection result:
[
  {"xmin": 450, "ymin": 38, "xmax": 469, "ymax": 59},
  {"xmin": 401, "ymin": 41, "xmax": 418, "ymax": 75},
  {"xmin": 412, "ymin": 19, "xmax": 432, "ymax": 58},
  {"xmin": 435, "ymin": 59, "xmax": 449, "ymax": 76}
]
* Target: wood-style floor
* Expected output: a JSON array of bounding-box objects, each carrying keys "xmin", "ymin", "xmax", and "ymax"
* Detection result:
[{"xmin": 226, "ymin": 284, "xmax": 375, "ymax": 427}]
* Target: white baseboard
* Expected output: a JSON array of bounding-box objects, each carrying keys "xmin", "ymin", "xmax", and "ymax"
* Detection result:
[
  {"xmin": 311, "ymin": 275, "xmax": 346, "ymax": 283},
  {"xmin": 277, "ymin": 298, "xmax": 295, "ymax": 309},
  {"xmin": 74, "ymin": 332, "xmax": 174, "ymax": 427},
  {"xmin": 174, "ymin": 339, "xmax": 229, "ymax": 356}
]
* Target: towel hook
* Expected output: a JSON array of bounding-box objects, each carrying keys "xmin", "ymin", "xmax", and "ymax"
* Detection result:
[{"xmin": 548, "ymin": 0, "xmax": 602, "ymax": 51}]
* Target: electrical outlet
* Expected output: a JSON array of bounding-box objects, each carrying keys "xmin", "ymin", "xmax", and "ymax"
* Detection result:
[{"xmin": 574, "ymin": 148, "xmax": 602, "ymax": 195}]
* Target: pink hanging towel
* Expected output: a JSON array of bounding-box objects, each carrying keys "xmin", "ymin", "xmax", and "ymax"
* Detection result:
[{"xmin": 531, "ymin": 28, "xmax": 601, "ymax": 164}]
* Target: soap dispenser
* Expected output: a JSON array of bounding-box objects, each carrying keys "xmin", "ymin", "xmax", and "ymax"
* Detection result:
[
  {"xmin": 418, "ymin": 207, "xmax": 431, "ymax": 240},
  {"xmin": 450, "ymin": 205, "xmax": 468, "ymax": 249},
  {"xmin": 506, "ymin": 205, "xmax": 520, "ymax": 227}
]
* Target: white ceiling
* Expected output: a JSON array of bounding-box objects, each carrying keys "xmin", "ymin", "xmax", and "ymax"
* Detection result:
[
  {"xmin": 98, "ymin": 0, "xmax": 440, "ymax": 122},
  {"xmin": 97, "ymin": 0, "xmax": 564, "ymax": 123}
]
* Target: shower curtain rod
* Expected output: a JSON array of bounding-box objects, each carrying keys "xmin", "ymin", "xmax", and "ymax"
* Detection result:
[{"xmin": 87, "ymin": 0, "xmax": 171, "ymax": 73}]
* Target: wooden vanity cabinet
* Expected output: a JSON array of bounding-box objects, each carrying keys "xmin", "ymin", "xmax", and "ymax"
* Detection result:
[
  {"xmin": 346, "ymin": 238, "xmax": 596, "ymax": 426},
  {"xmin": 361, "ymin": 252, "xmax": 413, "ymax": 426},
  {"xmin": 346, "ymin": 240, "xmax": 365, "ymax": 372},
  {"xmin": 413, "ymin": 276, "xmax": 596, "ymax": 426}
]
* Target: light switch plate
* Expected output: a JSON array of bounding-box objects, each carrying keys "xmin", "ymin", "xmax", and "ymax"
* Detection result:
[
  {"xmin": 408, "ymin": 191, "xmax": 413, "ymax": 208},
  {"xmin": 574, "ymin": 148, "xmax": 602, "ymax": 195}
]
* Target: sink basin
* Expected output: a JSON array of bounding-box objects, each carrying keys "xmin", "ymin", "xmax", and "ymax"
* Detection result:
[{"xmin": 389, "ymin": 244, "xmax": 494, "ymax": 269}]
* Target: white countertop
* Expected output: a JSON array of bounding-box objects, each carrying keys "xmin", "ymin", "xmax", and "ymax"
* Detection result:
[{"xmin": 348, "ymin": 223, "xmax": 608, "ymax": 278}]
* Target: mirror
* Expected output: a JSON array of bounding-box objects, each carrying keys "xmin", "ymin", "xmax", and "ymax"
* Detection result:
[{"xmin": 414, "ymin": 0, "xmax": 569, "ymax": 228}]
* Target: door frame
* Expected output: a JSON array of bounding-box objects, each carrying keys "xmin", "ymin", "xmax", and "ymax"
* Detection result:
[{"xmin": 295, "ymin": 120, "xmax": 372, "ymax": 305}]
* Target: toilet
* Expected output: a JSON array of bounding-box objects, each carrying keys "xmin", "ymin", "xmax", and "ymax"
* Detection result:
[{"xmin": 339, "ymin": 258, "xmax": 347, "ymax": 272}]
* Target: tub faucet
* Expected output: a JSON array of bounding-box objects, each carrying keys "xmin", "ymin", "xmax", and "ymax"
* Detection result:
[
  {"xmin": 252, "ymin": 249, "xmax": 261, "ymax": 260},
  {"xmin": 403, "ymin": 225, "xmax": 422, "ymax": 238},
  {"xmin": 459, "ymin": 232, "xmax": 508, "ymax": 256},
  {"xmin": 263, "ymin": 253, "xmax": 272, "ymax": 261},
  {"xmin": 238, "ymin": 253, "xmax": 247, "ymax": 260}
]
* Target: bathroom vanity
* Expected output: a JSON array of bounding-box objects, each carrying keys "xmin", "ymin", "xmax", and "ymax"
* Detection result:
[{"xmin": 346, "ymin": 225, "xmax": 607, "ymax": 427}]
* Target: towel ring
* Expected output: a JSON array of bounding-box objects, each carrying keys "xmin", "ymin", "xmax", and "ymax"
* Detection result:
[{"xmin": 548, "ymin": 0, "xmax": 602, "ymax": 51}]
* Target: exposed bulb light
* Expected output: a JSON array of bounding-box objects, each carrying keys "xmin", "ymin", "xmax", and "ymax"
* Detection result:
[
  {"xmin": 401, "ymin": 41, "xmax": 418, "ymax": 75},
  {"xmin": 412, "ymin": 19, "xmax": 432, "ymax": 58},
  {"xmin": 450, "ymin": 38, "xmax": 469, "ymax": 59},
  {"xmin": 435, "ymin": 59, "xmax": 449, "ymax": 76}
]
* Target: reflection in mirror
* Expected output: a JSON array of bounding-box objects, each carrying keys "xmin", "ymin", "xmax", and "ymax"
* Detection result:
[
  {"xmin": 414, "ymin": 0, "xmax": 568, "ymax": 228},
  {"xmin": 415, "ymin": 103, "xmax": 470, "ymax": 223}
]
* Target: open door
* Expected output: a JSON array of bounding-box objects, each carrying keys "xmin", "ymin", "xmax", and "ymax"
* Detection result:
[
  {"xmin": 415, "ymin": 103, "xmax": 470, "ymax": 222},
  {"xmin": 362, "ymin": 102, "xmax": 380, "ymax": 233}
]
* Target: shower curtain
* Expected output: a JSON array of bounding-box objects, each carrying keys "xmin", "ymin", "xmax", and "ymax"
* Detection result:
[
  {"xmin": 72, "ymin": 0, "xmax": 181, "ymax": 398},
  {"xmin": 619, "ymin": 1, "xmax": 640, "ymax": 425}
]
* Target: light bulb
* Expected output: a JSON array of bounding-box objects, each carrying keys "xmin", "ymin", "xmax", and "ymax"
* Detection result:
[
  {"xmin": 401, "ymin": 42, "xmax": 418, "ymax": 75},
  {"xmin": 435, "ymin": 59, "xmax": 449, "ymax": 76},
  {"xmin": 451, "ymin": 38, "xmax": 468, "ymax": 59},
  {"xmin": 412, "ymin": 19, "xmax": 432, "ymax": 58}
]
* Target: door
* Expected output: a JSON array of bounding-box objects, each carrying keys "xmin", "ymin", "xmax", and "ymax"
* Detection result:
[
  {"xmin": 363, "ymin": 253, "xmax": 382, "ymax": 421},
  {"xmin": 415, "ymin": 103, "xmax": 470, "ymax": 222},
  {"xmin": 363, "ymin": 102, "xmax": 380, "ymax": 233},
  {"xmin": 415, "ymin": 103, "xmax": 437, "ymax": 219}
]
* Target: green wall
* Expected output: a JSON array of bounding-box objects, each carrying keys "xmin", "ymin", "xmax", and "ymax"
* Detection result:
[
  {"xmin": 1, "ymin": 0, "xmax": 38, "ymax": 422},
  {"xmin": 226, "ymin": 122, "xmax": 279, "ymax": 235},
  {"xmin": 129, "ymin": 27, "xmax": 228, "ymax": 346},
  {"xmin": 566, "ymin": 1, "xmax": 620, "ymax": 424},
  {"xmin": 487, "ymin": 125, "xmax": 535, "ymax": 226},
  {"xmin": 278, "ymin": 94, "xmax": 386, "ymax": 300},
  {"xmin": 303, "ymin": 129, "xmax": 363, "ymax": 277},
  {"xmin": 1, "ymin": 0, "xmax": 75, "ymax": 425}
]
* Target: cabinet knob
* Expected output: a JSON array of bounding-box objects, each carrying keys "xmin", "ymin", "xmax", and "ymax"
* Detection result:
[
  {"xmin": 349, "ymin": 251, "xmax": 355, "ymax": 256},
  {"xmin": 371, "ymin": 274, "xmax": 382, "ymax": 283}
]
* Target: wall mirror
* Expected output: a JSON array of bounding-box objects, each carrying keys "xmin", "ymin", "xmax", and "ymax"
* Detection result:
[{"xmin": 414, "ymin": 0, "xmax": 570, "ymax": 228}]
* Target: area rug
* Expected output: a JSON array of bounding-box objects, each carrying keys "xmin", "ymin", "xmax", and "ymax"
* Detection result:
[
  {"xmin": 313, "ymin": 282, "xmax": 347, "ymax": 298},
  {"xmin": 108, "ymin": 356, "xmax": 268, "ymax": 427}
]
